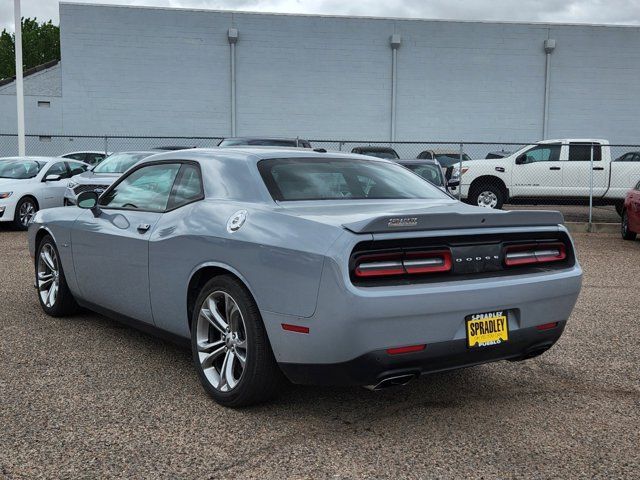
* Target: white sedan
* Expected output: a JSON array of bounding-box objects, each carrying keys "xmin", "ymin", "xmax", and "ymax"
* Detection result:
[{"xmin": 0, "ymin": 157, "xmax": 89, "ymax": 230}]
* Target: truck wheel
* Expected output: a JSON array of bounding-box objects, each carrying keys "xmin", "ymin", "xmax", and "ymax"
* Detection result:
[
  {"xmin": 469, "ymin": 184, "xmax": 504, "ymax": 209},
  {"xmin": 621, "ymin": 210, "xmax": 637, "ymax": 241}
]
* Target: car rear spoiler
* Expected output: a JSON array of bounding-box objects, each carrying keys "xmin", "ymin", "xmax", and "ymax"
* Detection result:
[{"xmin": 342, "ymin": 210, "xmax": 565, "ymax": 234}]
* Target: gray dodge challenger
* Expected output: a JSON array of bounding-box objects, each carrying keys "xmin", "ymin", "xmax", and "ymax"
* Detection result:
[{"xmin": 28, "ymin": 148, "xmax": 583, "ymax": 407}]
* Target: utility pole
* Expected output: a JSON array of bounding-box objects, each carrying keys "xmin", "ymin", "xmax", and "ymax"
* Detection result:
[{"xmin": 14, "ymin": 0, "xmax": 26, "ymax": 155}]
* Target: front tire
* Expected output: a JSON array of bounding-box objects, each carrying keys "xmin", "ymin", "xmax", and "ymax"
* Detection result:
[
  {"xmin": 468, "ymin": 183, "xmax": 505, "ymax": 209},
  {"xmin": 621, "ymin": 209, "xmax": 637, "ymax": 241},
  {"xmin": 36, "ymin": 235, "xmax": 78, "ymax": 316},
  {"xmin": 14, "ymin": 196, "xmax": 38, "ymax": 230},
  {"xmin": 191, "ymin": 275, "xmax": 283, "ymax": 407}
]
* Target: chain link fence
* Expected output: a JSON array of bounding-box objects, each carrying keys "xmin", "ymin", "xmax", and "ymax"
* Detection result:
[{"xmin": 2, "ymin": 134, "xmax": 638, "ymax": 225}]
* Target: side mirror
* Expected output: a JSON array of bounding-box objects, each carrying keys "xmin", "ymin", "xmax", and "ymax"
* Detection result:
[
  {"xmin": 44, "ymin": 174, "xmax": 61, "ymax": 182},
  {"xmin": 77, "ymin": 191, "xmax": 101, "ymax": 215},
  {"xmin": 447, "ymin": 179, "xmax": 460, "ymax": 188},
  {"xmin": 515, "ymin": 154, "xmax": 527, "ymax": 165}
]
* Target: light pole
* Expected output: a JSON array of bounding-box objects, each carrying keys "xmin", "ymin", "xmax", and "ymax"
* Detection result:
[{"xmin": 14, "ymin": 0, "xmax": 26, "ymax": 156}]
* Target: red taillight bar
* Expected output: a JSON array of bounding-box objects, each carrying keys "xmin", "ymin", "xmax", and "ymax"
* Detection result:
[
  {"xmin": 504, "ymin": 243, "xmax": 566, "ymax": 267},
  {"xmin": 535, "ymin": 322, "xmax": 558, "ymax": 331},
  {"xmin": 354, "ymin": 250, "xmax": 452, "ymax": 278}
]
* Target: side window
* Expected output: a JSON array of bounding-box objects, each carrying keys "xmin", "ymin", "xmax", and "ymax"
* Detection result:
[
  {"xmin": 633, "ymin": 153, "xmax": 640, "ymax": 162},
  {"xmin": 167, "ymin": 163, "xmax": 204, "ymax": 210},
  {"xmin": 568, "ymin": 143, "xmax": 601, "ymax": 161},
  {"xmin": 418, "ymin": 151, "xmax": 434, "ymax": 159},
  {"xmin": 636, "ymin": 180, "xmax": 640, "ymax": 190},
  {"xmin": 100, "ymin": 163, "xmax": 181, "ymax": 212},
  {"xmin": 66, "ymin": 162, "xmax": 88, "ymax": 176},
  {"xmin": 46, "ymin": 162, "xmax": 69, "ymax": 179},
  {"xmin": 524, "ymin": 144, "xmax": 561, "ymax": 163}
]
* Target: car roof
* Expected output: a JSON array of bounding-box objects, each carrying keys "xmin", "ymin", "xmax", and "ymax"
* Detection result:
[
  {"xmin": 396, "ymin": 158, "xmax": 440, "ymax": 165},
  {"xmin": 353, "ymin": 146, "xmax": 396, "ymax": 151},
  {"xmin": 138, "ymin": 147, "xmax": 392, "ymax": 165},
  {"xmin": 61, "ymin": 151, "xmax": 109, "ymax": 155},
  {"xmin": 221, "ymin": 136, "xmax": 309, "ymax": 141},
  {"xmin": 0, "ymin": 156, "xmax": 71, "ymax": 163}
]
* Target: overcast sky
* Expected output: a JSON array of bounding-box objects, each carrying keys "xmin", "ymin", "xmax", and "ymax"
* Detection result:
[{"xmin": 3, "ymin": 0, "xmax": 640, "ymax": 32}]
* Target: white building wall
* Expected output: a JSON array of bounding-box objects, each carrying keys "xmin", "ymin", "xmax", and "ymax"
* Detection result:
[{"xmin": 4, "ymin": 3, "xmax": 640, "ymax": 144}]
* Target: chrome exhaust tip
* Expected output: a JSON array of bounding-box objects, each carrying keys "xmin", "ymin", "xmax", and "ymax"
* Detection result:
[{"xmin": 365, "ymin": 373, "xmax": 417, "ymax": 391}]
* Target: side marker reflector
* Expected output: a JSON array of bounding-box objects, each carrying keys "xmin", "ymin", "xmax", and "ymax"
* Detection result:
[
  {"xmin": 535, "ymin": 322, "xmax": 558, "ymax": 331},
  {"xmin": 281, "ymin": 323, "xmax": 310, "ymax": 334},
  {"xmin": 386, "ymin": 344, "xmax": 426, "ymax": 355}
]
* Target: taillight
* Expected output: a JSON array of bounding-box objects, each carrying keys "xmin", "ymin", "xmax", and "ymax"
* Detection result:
[
  {"xmin": 354, "ymin": 250, "xmax": 452, "ymax": 278},
  {"xmin": 504, "ymin": 243, "xmax": 566, "ymax": 267}
]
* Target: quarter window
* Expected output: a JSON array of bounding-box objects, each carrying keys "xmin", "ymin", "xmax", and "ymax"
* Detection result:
[
  {"xmin": 46, "ymin": 162, "xmax": 69, "ymax": 179},
  {"xmin": 66, "ymin": 162, "xmax": 88, "ymax": 176},
  {"xmin": 568, "ymin": 143, "xmax": 601, "ymax": 161},
  {"xmin": 167, "ymin": 163, "xmax": 204, "ymax": 210},
  {"xmin": 100, "ymin": 163, "xmax": 181, "ymax": 212}
]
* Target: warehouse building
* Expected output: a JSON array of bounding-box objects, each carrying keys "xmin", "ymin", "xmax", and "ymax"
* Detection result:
[{"xmin": 2, "ymin": 2, "xmax": 640, "ymax": 144}]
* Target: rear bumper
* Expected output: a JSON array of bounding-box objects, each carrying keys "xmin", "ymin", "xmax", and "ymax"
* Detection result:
[
  {"xmin": 262, "ymin": 261, "xmax": 582, "ymax": 371},
  {"xmin": 279, "ymin": 323, "xmax": 564, "ymax": 386}
]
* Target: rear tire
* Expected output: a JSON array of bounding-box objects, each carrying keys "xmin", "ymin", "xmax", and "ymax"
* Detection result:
[
  {"xmin": 14, "ymin": 196, "xmax": 38, "ymax": 230},
  {"xmin": 468, "ymin": 183, "xmax": 505, "ymax": 209},
  {"xmin": 35, "ymin": 235, "xmax": 78, "ymax": 316},
  {"xmin": 191, "ymin": 275, "xmax": 284, "ymax": 407},
  {"xmin": 621, "ymin": 209, "xmax": 637, "ymax": 241},
  {"xmin": 615, "ymin": 202, "xmax": 624, "ymax": 217}
]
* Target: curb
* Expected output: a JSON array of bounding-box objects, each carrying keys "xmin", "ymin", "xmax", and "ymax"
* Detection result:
[{"xmin": 565, "ymin": 222, "xmax": 620, "ymax": 234}]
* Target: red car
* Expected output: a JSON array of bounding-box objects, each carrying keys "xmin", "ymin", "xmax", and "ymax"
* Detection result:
[{"xmin": 622, "ymin": 181, "xmax": 640, "ymax": 240}]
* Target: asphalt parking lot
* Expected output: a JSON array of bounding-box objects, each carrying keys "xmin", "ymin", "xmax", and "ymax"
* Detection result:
[{"xmin": 1, "ymin": 229, "xmax": 639, "ymax": 479}]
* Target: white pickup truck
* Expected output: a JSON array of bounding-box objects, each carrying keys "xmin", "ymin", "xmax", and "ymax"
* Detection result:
[{"xmin": 451, "ymin": 139, "xmax": 640, "ymax": 214}]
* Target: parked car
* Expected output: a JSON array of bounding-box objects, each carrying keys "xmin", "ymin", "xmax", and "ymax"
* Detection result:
[
  {"xmin": 621, "ymin": 180, "xmax": 640, "ymax": 240},
  {"xmin": 29, "ymin": 148, "xmax": 582, "ymax": 407},
  {"xmin": 61, "ymin": 151, "xmax": 110, "ymax": 166},
  {"xmin": 153, "ymin": 146, "xmax": 196, "ymax": 151},
  {"xmin": 485, "ymin": 150, "xmax": 512, "ymax": 159},
  {"xmin": 395, "ymin": 159, "xmax": 450, "ymax": 192},
  {"xmin": 64, "ymin": 151, "xmax": 156, "ymax": 205},
  {"xmin": 614, "ymin": 151, "xmax": 640, "ymax": 162},
  {"xmin": 451, "ymin": 139, "xmax": 640, "ymax": 212},
  {"xmin": 417, "ymin": 150, "xmax": 471, "ymax": 167},
  {"xmin": 0, "ymin": 157, "xmax": 89, "ymax": 229},
  {"xmin": 218, "ymin": 137, "xmax": 312, "ymax": 148},
  {"xmin": 351, "ymin": 146, "xmax": 399, "ymax": 159}
]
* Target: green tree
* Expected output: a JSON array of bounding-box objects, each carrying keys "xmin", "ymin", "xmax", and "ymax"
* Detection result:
[{"xmin": 0, "ymin": 18, "xmax": 60, "ymax": 80}]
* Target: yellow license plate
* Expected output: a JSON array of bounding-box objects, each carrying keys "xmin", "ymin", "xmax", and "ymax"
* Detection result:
[{"xmin": 466, "ymin": 311, "xmax": 509, "ymax": 348}]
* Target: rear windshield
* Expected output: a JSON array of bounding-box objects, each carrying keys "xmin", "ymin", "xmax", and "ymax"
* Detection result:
[
  {"xmin": 402, "ymin": 163, "xmax": 444, "ymax": 186},
  {"xmin": 93, "ymin": 153, "xmax": 152, "ymax": 174},
  {"xmin": 434, "ymin": 153, "xmax": 471, "ymax": 167},
  {"xmin": 258, "ymin": 158, "xmax": 449, "ymax": 201}
]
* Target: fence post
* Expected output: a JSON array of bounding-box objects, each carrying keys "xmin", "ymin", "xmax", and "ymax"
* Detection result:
[
  {"xmin": 458, "ymin": 142, "xmax": 464, "ymax": 200},
  {"xmin": 104, "ymin": 135, "xmax": 108, "ymax": 156},
  {"xmin": 588, "ymin": 143, "xmax": 594, "ymax": 231}
]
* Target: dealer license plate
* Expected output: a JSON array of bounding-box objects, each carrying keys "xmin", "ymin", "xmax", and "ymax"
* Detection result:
[{"xmin": 466, "ymin": 311, "xmax": 509, "ymax": 348}]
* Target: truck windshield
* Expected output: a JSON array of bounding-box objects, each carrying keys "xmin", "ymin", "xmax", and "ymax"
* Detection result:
[{"xmin": 258, "ymin": 157, "xmax": 449, "ymax": 201}]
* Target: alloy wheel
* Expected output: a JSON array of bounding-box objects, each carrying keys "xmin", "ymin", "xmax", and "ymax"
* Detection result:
[
  {"xmin": 196, "ymin": 291, "xmax": 248, "ymax": 392},
  {"xmin": 37, "ymin": 244, "xmax": 60, "ymax": 308},
  {"xmin": 477, "ymin": 190, "xmax": 498, "ymax": 208},
  {"xmin": 19, "ymin": 200, "xmax": 36, "ymax": 227}
]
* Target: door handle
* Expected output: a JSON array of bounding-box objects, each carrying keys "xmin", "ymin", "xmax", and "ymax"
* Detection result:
[
  {"xmin": 549, "ymin": 167, "xmax": 561, "ymax": 171},
  {"xmin": 593, "ymin": 167, "xmax": 604, "ymax": 171},
  {"xmin": 137, "ymin": 224, "xmax": 151, "ymax": 233}
]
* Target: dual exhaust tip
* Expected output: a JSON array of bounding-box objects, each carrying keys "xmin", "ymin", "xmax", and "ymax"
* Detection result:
[{"xmin": 365, "ymin": 373, "xmax": 418, "ymax": 391}]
